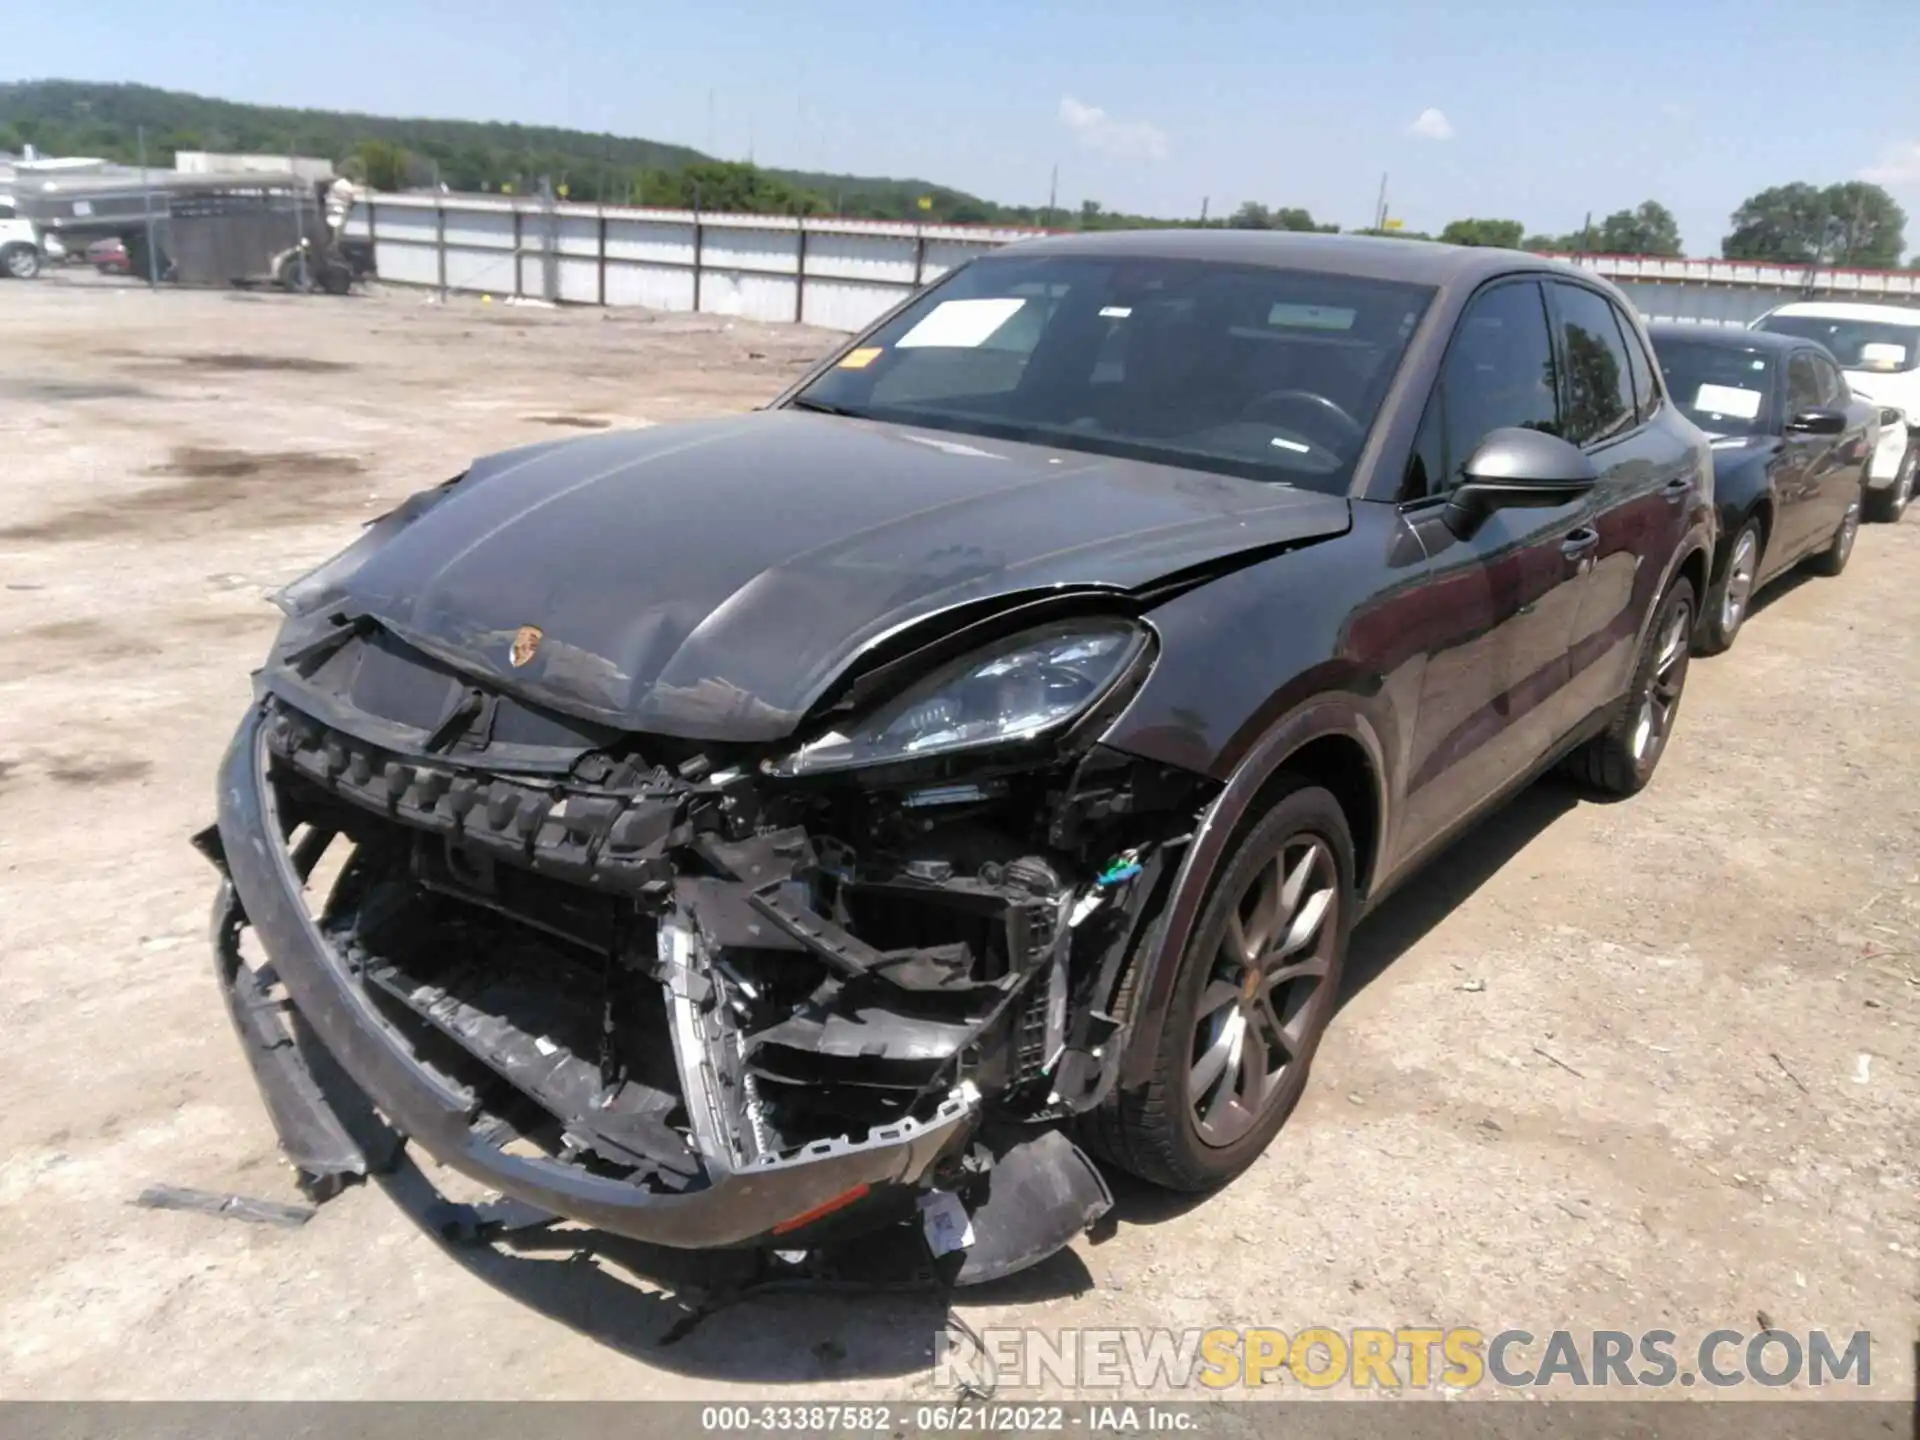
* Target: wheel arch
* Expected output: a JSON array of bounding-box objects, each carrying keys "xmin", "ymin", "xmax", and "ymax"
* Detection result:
[{"xmin": 1113, "ymin": 700, "xmax": 1388, "ymax": 1089}]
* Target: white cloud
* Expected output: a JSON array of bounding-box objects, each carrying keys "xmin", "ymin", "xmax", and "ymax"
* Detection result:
[
  {"xmin": 1406, "ymin": 107, "xmax": 1455, "ymax": 142},
  {"xmin": 1861, "ymin": 141, "xmax": 1920, "ymax": 188},
  {"xmin": 1058, "ymin": 96, "xmax": 1170, "ymax": 161}
]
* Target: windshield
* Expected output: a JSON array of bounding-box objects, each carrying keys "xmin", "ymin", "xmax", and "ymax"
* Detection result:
[
  {"xmin": 1753, "ymin": 313, "xmax": 1920, "ymax": 374},
  {"xmin": 790, "ymin": 255, "xmax": 1435, "ymax": 494},
  {"xmin": 1653, "ymin": 338, "xmax": 1776, "ymax": 436}
]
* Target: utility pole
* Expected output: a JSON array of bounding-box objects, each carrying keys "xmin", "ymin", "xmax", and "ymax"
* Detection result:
[
  {"xmin": 1044, "ymin": 163, "xmax": 1058, "ymax": 229},
  {"xmin": 136, "ymin": 124, "xmax": 159, "ymax": 289},
  {"xmin": 1199, "ymin": 196, "xmax": 1209, "ymax": 227},
  {"xmin": 1374, "ymin": 172, "xmax": 1388, "ymax": 231},
  {"xmin": 1582, "ymin": 210, "xmax": 1594, "ymax": 253}
]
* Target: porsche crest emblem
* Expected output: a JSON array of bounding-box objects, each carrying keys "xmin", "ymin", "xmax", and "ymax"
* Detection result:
[{"xmin": 509, "ymin": 625, "xmax": 543, "ymax": 667}]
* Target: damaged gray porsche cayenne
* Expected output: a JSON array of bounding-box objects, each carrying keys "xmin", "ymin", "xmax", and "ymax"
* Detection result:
[{"xmin": 200, "ymin": 230, "xmax": 1712, "ymax": 1282}]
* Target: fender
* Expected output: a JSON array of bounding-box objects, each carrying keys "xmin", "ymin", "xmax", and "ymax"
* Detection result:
[
  {"xmin": 1647, "ymin": 519, "xmax": 1714, "ymax": 653},
  {"xmin": 1115, "ymin": 697, "xmax": 1390, "ymax": 1089}
]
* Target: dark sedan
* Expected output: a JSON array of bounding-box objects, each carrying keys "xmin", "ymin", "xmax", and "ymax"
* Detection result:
[
  {"xmin": 200, "ymin": 232, "xmax": 1712, "ymax": 1281},
  {"xmin": 1647, "ymin": 323, "xmax": 1875, "ymax": 653}
]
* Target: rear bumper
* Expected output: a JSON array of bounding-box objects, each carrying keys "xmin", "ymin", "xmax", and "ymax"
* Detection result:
[{"xmin": 211, "ymin": 703, "xmax": 976, "ymax": 1248}]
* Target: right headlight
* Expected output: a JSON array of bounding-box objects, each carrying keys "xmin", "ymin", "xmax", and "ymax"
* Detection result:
[{"xmin": 768, "ymin": 619, "xmax": 1149, "ymax": 777}]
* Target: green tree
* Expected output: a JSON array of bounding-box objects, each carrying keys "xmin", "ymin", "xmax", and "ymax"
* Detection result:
[
  {"xmin": 1596, "ymin": 200, "xmax": 1682, "ymax": 256},
  {"xmin": 1820, "ymin": 181, "xmax": 1906, "ymax": 268},
  {"xmin": 1439, "ymin": 217, "xmax": 1525, "ymax": 248},
  {"xmin": 1723, "ymin": 181, "xmax": 1906, "ymax": 268},
  {"xmin": 1228, "ymin": 201, "xmax": 1273, "ymax": 229},
  {"xmin": 349, "ymin": 139, "xmax": 411, "ymax": 191}
]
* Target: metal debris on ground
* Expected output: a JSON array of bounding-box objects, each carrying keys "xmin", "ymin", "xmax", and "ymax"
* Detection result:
[{"xmin": 134, "ymin": 1184, "xmax": 315, "ymax": 1228}]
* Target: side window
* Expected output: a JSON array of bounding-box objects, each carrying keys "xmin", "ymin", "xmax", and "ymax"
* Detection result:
[
  {"xmin": 1409, "ymin": 280, "xmax": 1559, "ymax": 497},
  {"xmin": 1786, "ymin": 353, "xmax": 1822, "ymax": 416},
  {"xmin": 1812, "ymin": 354, "xmax": 1848, "ymax": 406},
  {"xmin": 1615, "ymin": 304, "xmax": 1659, "ymax": 421},
  {"xmin": 1551, "ymin": 283, "xmax": 1637, "ymax": 445},
  {"xmin": 1403, "ymin": 393, "xmax": 1448, "ymax": 501}
]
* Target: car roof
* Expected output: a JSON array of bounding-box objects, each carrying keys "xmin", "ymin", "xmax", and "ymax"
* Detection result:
[
  {"xmin": 988, "ymin": 228, "xmax": 1582, "ymax": 288},
  {"xmin": 1647, "ymin": 322, "xmax": 1801, "ymax": 354},
  {"xmin": 1760, "ymin": 300, "xmax": 1920, "ymax": 326}
]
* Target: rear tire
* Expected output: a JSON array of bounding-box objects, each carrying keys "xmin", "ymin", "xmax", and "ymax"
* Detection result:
[
  {"xmin": 1808, "ymin": 487, "xmax": 1862, "ymax": 576},
  {"xmin": 1083, "ymin": 777, "xmax": 1353, "ymax": 1191},
  {"xmin": 1866, "ymin": 446, "xmax": 1914, "ymax": 524},
  {"xmin": 1566, "ymin": 577, "xmax": 1695, "ymax": 798},
  {"xmin": 2, "ymin": 243, "xmax": 41, "ymax": 280},
  {"xmin": 1697, "ymin": 520, "xmax": 1762, "ymax": 656}
]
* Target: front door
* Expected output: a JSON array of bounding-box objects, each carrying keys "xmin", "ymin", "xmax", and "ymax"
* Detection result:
[
  {"xmin": 1390, "ymin": 277, "xmax": 1592, "ymax": 871},
  {"xmin": 1775, "ymin": 350, "xmax": 1839, "ymax": 559},
  {"xmin": 1549, "ymin": 281, "xmax": 1698, "ymax": 724}
]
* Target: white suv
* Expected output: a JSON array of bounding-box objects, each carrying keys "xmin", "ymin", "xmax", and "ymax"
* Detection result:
[
  {"xmin": 0, "ymin": 195, "xmax": 45, "ymax": 280},
  {"xmin": 1752, "ymin": 300, "xmax": 1920, "ymax": 521}
]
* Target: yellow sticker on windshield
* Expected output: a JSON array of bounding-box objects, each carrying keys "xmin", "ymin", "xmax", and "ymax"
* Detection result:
[{"xmin": 839, "ymin": 347, "xmax": 883, "ymax": 370}]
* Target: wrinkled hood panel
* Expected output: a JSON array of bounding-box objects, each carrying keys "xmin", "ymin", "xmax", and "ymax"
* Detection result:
[{"xmin": 329, "ymin": 411, "xmax": 1350, "ymax": 739}]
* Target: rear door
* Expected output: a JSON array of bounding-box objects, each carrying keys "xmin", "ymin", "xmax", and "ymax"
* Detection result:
[
  {"xmin": 1548, "ymin": 281, "xmax": 1697, "ymax": 726},
  {"xmin": 1391, "ymin": 277, "xmax": 1592, "ymax": 867}
]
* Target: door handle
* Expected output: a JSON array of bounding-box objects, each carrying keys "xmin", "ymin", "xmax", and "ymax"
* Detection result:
[
  {"xmin": 1560, "ymin": 526, "xmax": 1600, "ymax": 560},
  {"xmin": 1660, "ymin": 477, "xmax": 1691, "ymax": 504}
]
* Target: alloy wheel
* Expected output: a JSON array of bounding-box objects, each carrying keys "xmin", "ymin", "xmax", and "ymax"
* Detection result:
[
  {"xmin": 1189, "ymin": 836, "xmax": 1339, "ymax": 1147},
  {"xmin": 4, "ymin": 248, "xmax": 37, "ymax": 280},
  {"xmin": 1631, "ymin": 601, "xmax": 1692, "ymax": 764},
  {"xmin": 1721, "ymin": 530, "xmax": 1758, "ymax": 636},
  {"xmin": 1838, "ymin": 501, "xmax": 1861, "ymax": 563}
]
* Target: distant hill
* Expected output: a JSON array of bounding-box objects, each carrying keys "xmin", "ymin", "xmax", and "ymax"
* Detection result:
[{"xmin": 0, "ymin": 79, "xmax": 1007, "ymax": 221}]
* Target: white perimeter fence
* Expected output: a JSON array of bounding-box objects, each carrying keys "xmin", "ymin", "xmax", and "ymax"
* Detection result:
[{"xmin": 344, "ymin": 193, "xmax": 1920, "ymax": 334}]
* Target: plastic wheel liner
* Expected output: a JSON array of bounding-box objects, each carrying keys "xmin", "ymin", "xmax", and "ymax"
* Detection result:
[{"xmin": 202, "ymin": 669, "xmax": 1210, "ymax": 1266}]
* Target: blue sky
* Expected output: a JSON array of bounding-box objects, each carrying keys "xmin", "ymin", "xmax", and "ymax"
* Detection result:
[{"xmin": 10, "ymin": 0, "xmax": 1920, "ymax": 256}]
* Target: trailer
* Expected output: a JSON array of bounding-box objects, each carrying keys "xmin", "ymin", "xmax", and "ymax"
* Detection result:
[{"xmin": 13, "ymin": 169, "xmax": 375, "ymax": 292}]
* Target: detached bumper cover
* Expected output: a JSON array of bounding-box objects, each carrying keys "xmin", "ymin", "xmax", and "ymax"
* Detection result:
[{"xmin": 212, "ymin": 703, "xmax": 977, "ymax": 1249}]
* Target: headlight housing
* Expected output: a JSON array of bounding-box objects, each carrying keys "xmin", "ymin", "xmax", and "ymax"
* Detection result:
[{"xmin": 770, "ymin": 620, "xmax": 1149, "ymax": 776}]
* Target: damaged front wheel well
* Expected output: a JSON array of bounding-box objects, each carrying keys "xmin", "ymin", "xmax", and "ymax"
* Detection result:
[{"xmin": 1242, "ymin": 735, "xmax": 1380, "ymax": 901}]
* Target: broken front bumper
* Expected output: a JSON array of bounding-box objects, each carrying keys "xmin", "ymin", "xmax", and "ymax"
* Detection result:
[{"xmin": 210, "ymin": 703, "xmax": 978, "ymax": 1249}]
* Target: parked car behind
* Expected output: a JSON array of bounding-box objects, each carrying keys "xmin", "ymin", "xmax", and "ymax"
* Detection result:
[
  {"xmin": 1648, "ymin": 324, "xmax": 1875, "ymax": 653},
  {"xmin": 1752, "ymin": 301, "xmax": 1920, "ymax": 522},
  {"xmin": 86, "ymin": 237, "xmax": 130, "ymax": 275},
  {"xmin": 200, "ymin": 233, "xmax": 1713, "ymax": 1280},
  {"xmin": 0, "ymin": 197, "xmax": 44, "ymax": 279}
]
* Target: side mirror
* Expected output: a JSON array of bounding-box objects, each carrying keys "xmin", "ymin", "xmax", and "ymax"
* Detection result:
[
  {"xmin": 1443, "ymin": 427, "xmax": 1598, "ymax": 538},
  {"xmin": 1784, "ymin": 406, "xmax": 1847, "ymax": 436}
]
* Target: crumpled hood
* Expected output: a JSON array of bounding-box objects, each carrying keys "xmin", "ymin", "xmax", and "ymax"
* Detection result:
[{"xmin": 317, "ymin": 410, "xmax": 1351, "ymax": 740}]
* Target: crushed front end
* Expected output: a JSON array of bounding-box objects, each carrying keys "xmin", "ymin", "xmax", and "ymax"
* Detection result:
[{"xmin": 204, "ymin": 614, "xmax": 1210, "ymax": 1274}]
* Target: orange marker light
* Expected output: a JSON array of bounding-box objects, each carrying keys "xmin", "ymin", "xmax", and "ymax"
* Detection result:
[{"xmin": 771, "ymin": 1183, "xmax": 872, "ymax": 1235}]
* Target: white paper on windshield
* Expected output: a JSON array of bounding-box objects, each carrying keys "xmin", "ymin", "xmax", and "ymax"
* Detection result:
[
  {"xmin": 1694, "ymin": 383, "xmax": 1763, "ymax": 420},
  {"xmin": 1860, "ymin": 341, "xmax": 1909, "ymax": 366},
  {"xmin": 1268, "ymin": 303, "xmax": 1355, "ymax": 330},
  {"xmin": 896, "ymin": 297, "xmax": 1026, "ymax": 349}
]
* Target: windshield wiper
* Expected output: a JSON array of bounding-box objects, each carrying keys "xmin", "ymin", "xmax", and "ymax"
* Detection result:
[{"xmin": 787, "ymin": 397, "xmax": 866, "ymax": 418}]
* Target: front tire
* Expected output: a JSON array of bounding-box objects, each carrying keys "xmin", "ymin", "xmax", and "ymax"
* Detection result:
[
  {"xmin": 1085, "ymin": 778, "xmax": 1353, "ymax": 1191},
  {"xmin": 2, "ymin": 244, "xmax": 41, "ymax": 280},
  {"xmin": 1866, "ymin": 446, "xmax": 1914, "ymax": 524},
  {"xmin": 1698, "ymin": 520, "xmax": 1762, "ymax": 656},
  {"xmin": 1567, "ymin": 577, "xmax": 1695, "ymax": 798}
]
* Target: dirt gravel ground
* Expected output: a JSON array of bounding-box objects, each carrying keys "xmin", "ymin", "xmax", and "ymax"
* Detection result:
[{"xmin": 0, "ymin": 275, "xmax": 1914, "ymax": 1404}]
